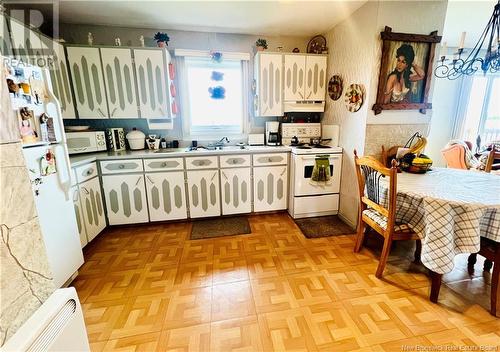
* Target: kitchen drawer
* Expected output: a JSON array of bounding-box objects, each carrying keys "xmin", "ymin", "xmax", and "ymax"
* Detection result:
[
  {"xmin": 100, "ymin": 159, "xmax": 144, "ymax": 174},
  {"xmin": 220, "ymin": 154, "xmax": 251, "ymax": 168},
  {"xmin": 185, "ymin": 156, "xmax": 218, "ymax": 170},
  {"xmin": 253, "ymin": 153, "xmax": 288, "ymax": 166},
  {"xmin": 144, "ymin": 158, "xmax": 184, "ymax": 172},
  {"xmin": 74, "ymin": 162, "xmax": 98, "ymax": 183}
]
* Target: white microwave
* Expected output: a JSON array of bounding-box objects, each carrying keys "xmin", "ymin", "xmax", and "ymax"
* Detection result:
[{"xmin": 66, "ymin": 131, "xmax": 107, "ymax": 154}]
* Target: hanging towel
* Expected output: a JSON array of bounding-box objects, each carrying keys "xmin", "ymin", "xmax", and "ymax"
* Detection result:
[{"xmin": 310, "ymin": 155, "xmax": 332, "ymax": 185}]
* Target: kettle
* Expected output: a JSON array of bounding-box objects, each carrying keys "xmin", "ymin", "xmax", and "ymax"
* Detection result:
[{"xmin": 291, "ymin": 136, "xmax": 299, "ymax": 145}]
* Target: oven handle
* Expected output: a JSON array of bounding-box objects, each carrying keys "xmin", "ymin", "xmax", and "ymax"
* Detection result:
[{"xmin": 300, "ymin": 155, "xmax": 340, "ymax": 160}]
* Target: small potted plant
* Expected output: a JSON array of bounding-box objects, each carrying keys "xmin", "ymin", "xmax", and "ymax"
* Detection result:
[
  {"xmin": 255, "ymin": 38, "xmax": 268, "ymax": 51},
  {"xmin": 154, "ymin": 32, "xmax": 170, "ymax": 48}
]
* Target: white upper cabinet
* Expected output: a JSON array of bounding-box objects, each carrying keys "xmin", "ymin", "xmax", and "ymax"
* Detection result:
[
  {"xmin": 0, "ymin": 14, "xmax": 14, "ymax": 57},
  {"xmin": 304, "ymin": 55, "xmax": 327, "ymax": 101},
  {"xmin": 283, "ymin": 54, "xmax": 306, "ymax": 101},
  {"xmin": 66, "ymin": 46, "xmax": 109, "ymax": 119},
  {"xmin": 9, "ymin": 17, "xmax": 45, "ymax": 62},
  {"xmin": 254, "ymin": 52, "xmax": 282, "ymax": 117},
  {"xmin": 100, "ymin": 48, "xmax": 139, "ymax": 118},
  {"xmin": 133, "ymin": 49, "xmax": 169, "ymax": 119},
  {"xmin": 45, "ymin": 40, "xmax": 76, "ymax": 119}
]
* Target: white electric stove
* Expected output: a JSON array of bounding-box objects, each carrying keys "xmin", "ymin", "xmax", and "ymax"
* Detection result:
[{"xmin": 282, "ymin": 123, "xmax": 343, "ymax": 219}]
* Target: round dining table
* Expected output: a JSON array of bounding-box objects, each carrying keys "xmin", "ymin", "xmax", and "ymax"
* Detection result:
[{"xmin": 380, "ymin": 167, "xmax": 500, "ymax": 314}]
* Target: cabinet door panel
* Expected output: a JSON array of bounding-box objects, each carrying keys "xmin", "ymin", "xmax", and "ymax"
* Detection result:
[
  {"xmin": 284, "ymin": 55, "xmax": 305, "ymax": 101},
  {"xmin": 256, "ymin": 53, "xmax": 282, "ymax": 116},
  {"xmin": 100, "ymin": 48, "xmax": 138, "ymax": 118},
  {"xmin": 9, "ymin": 18, "xmax": 45, "ymax": 62},
  {"xmin": 220, "ymin": 168, "xmax": 251, "ymax": 215},
  {"xmin": 46, "ymin": 40, "xmax": 76, "ymax": 119},
  {"xmin": 102, "ymin": 174, "xmax": 149, "ymax": 225},
  {"xmin": 79, "ymin": 177, "xmax": 106, "ymax": 241},
  {"xmin": 253, "ymin": 166, "xmax": 288, "ymax": 212},
  {"xmin": 67, "ymin": 46, "xmax": 109, "ymax": 118},
  {"xmin": 0, "ymin": 14, "xmax": 14, "ymax": 57},
  {"xmin": 145, "ymin": 171, "xmax": 187, "ymax": 221},
  {"xmin": 305, "ymin": 56, "xmax": 327, "ymax": 101},
  {"xmin": 133, "ymin": 49, "xmax": 168, "ymax": 118},
  {"xmin": 71, "ymin": 186, "xmax": 87, "ymax": 248},
  {"xmin": 186, "ymin": 170, "xmax": 220, "ymax": 218}
]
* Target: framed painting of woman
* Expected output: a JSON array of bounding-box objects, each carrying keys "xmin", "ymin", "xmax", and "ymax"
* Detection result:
[{"xmin": 372, "ymin": 26, "xmax": 441, "ymax": 115}]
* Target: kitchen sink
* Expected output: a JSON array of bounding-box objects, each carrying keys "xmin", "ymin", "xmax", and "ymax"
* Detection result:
[
  {"xmin": 184, "ymin": 145, "xmax": 247, "ymax": 152},
  {"xmin": 153, "ymin": 149, "xmax": 177, "ymax": 153}
]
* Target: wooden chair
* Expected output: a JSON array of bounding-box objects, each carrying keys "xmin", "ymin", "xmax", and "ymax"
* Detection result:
[
  {"xmin": 485, "ymin": 145, "xmax": 500, "ymax": 173},
  {"xmin": 380, "ymin": 145, "xmax": 401, "ymax": 167},
  {"xmin": 354, "ymin": 150, "xmax": 421, "ymax": 278},
  {"xmin": 466, "ymin": 238, "xmax": 500, "ymax": 317}
]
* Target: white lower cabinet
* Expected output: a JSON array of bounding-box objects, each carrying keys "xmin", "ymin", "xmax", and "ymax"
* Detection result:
[
  {"xmin": 145, "ymin": 171, "xmax": 187, "ymax": 221},
  {"xmin": 220, "ymin": 168, "xmax": 251, "ymax": 215},
  {"xmin": 186, "ymin": 170, "xmax": 220, "ymax": 218},
  {"xmin": 102, "ymin": 174, "xmax": 149, "ymax": 225},
  {"xmin": 253, "ymin": 165, "xmax": 288, "ymax": 212},
  {"xmin": 79, "ymin": 177, "xmax": 106, "ymax": 242},
  {"xmin": 71, "ymin": 186, "xmax": 87, "ymax": 248}
]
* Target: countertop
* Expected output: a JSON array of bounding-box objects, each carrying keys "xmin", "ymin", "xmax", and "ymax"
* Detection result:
[{"xmin": 69, "ymin": 145, "xmax": 291, "ymax": 167}]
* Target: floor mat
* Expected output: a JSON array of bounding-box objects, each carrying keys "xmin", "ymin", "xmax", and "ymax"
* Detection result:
[
  {"xmin": 295, "ymin": 215, "xmax": 354, "ymax": 238},
  {"xmin": 190, "ymin": 216, "xmax": 251, "ymax": 240}
]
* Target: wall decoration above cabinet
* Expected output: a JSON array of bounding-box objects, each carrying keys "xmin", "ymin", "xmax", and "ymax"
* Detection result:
[{"xmin": 66, "ymin": 46, "xmax": 109, "ymax": 119}]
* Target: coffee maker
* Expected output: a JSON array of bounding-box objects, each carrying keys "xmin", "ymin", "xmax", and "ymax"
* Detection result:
[{"xmin": 265, "ymin": 121, "xmax": 281, "ymax": 146}]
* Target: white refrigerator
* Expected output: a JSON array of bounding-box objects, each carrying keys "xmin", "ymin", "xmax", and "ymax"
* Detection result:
[{"xmin": 8, "ymin": 62, "xmax": 84, "ymax": 288}]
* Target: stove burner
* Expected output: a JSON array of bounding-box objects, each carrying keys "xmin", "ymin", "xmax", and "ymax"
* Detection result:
[
  {"xmin": 296, "ymin": 146, "xmax": 312, "ymax": 149},
  {"xmin": 311, "ymin": 145, "xmax": 332, "ymax": 149}
]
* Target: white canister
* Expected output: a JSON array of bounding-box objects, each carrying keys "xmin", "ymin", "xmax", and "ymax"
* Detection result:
[{"xmin": 126, "ymin": 128, "xmax": 145, "ymax": 150}]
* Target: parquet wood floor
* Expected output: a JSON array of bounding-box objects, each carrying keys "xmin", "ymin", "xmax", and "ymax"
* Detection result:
[{"xmin": 72, "ymin": 212, "xmax": 499, "ymax": 351}]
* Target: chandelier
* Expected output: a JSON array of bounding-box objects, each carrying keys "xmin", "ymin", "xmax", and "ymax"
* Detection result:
[{"xmin": 434, "ymin": 0, "xmax": 500, "ymax": 80}]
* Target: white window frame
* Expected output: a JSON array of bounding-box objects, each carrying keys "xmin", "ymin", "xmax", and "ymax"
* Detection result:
[{"xmin": 175, "ymin": 50, "xmax": 251, "ymax": 140}]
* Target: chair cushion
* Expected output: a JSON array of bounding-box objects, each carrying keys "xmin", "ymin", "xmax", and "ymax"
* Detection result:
[{"xmin": 362, "ymin": 209, "xmax": 413, "ymax": 233}]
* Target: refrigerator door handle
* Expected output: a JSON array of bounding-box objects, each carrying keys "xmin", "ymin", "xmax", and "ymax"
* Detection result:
[{"xmin": 42, "ymin": 68, "xmax": 73, "ymax": 201}]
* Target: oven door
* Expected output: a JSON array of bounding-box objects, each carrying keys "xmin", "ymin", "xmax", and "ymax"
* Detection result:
[{"xmin": 293, "ymin": 154, "xmax": 342, "ymax": 196}]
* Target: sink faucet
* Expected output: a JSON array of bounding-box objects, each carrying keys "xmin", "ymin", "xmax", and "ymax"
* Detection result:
[{"xmin": 214, "ymin": 137, "xmax": 230, "ymax": 149}]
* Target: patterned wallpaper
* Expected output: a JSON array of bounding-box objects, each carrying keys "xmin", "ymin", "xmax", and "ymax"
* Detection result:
[{"xmin": 322, "ymin": 0, "xmax": 447, "ymax": 226}]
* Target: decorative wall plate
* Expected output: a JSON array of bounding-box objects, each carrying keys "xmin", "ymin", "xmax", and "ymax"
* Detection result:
[
  {"xmin": 328, "ymin": 75, "xmax": 343, "ymax": 101},
  {"xmin": 344, "ymin": 84, "xmax": 364, "ymax": 112}
]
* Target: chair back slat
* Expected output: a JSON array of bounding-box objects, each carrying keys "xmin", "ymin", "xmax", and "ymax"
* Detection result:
[{"xmin": 354, "ymin": 151, "xmax": 397, "ymax": 232}]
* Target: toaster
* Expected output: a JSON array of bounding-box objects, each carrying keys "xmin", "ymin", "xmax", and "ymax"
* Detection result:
[{"xmin": 106, "ymin": 128, "xmax": 126, "ymax": 151}]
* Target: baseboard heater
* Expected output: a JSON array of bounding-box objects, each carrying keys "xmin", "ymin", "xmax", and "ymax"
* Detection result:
[{"xmin": 2, "ymin": 287, "xmax": 90, "ymax": 352}]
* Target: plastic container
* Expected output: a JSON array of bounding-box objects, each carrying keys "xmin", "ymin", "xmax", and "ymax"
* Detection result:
[{"xmin": 126, "ymin": 127, "xmax": 145, "ymax": 150}]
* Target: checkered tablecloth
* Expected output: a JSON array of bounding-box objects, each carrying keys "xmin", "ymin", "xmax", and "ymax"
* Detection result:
[{"xmin": 379, "ymin": 168, "xmax": 500, "ymax": 274}]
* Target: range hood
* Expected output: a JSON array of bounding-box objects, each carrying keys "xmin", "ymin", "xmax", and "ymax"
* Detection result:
[{"xmin": 283, "ymin": 101, "xmax": 325, "ymax": 112}]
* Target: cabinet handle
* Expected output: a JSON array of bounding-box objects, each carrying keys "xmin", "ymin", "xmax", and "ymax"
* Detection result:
[
  {"xmin": 280, "ymin": 168, "xmax": 286, "ymax": 176},
  {"xmin": 97, "ymin": 108, "xmax": 106, "ymax": 117},
  {"xmin": 198, "ymin": 161, "xmax": 205, "ymax": 166},
  {"xmin": 221, "ymin": 171, "xmax": 228, "ymax": 180},
  {"xmin": 110, "ymin": 108, "xmax": 117, "ymax": 117},
  {"xmin": 73, "ymin": 190, "xmax": 79, "ymax": 201},
  {"xmin": 135, "ymin": 176, "xmax": 142, "ymax": 186},
  {"xmin": 298, "ymin": 91, "xmax": 304, "ymax": 99},
  {"xmin": 161, "ymin": 162, "xmax": 167, "ymax": 167},
  {"xmin": 211, "ymin": 172, "xmax": 217, "ymax": 181},
  {"xmin": 159, "ymin": 107, "xmax": 166, "ymax": 116},
  {"xmin": 306, "ymin": 91, "xmax": 312, "ymax": 99},
  {"xmin": 81, "ymin": 187, "xmax": 89, "ymax": 195},
  {"xmin": 85, "ymin": 168, "xmax": 94, "ymax": 176},
  {"xmin": 268, "ymin": 158, "xmax": 273, "ymax": 162},
  {"xmin": 118, "ymin": 164, "xmax": 125, "ymax": 169},
  {"xmin": 146, "ymin": 175, "xmax": 154, "ymax": 184}
]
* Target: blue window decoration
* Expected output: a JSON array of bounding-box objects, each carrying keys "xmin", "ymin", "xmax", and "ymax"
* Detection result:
[
  {"xmin": 208, "ymin": 86, "xmax": 226, "ymax": 99},
  {"xmin": 211, "ymin": 71, "xmax": 224, "ymax": 81},
  {"xmin": 210, "ymin": 51, "xmax": 223, "ymax": 63}
]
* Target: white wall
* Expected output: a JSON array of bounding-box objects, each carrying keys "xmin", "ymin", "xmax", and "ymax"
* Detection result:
[{"xmin": 323, "ymin": 0, "xmax": 448, "ymax": 226}]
